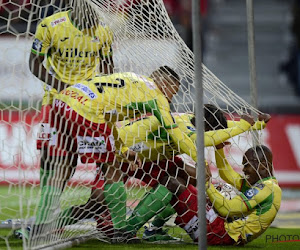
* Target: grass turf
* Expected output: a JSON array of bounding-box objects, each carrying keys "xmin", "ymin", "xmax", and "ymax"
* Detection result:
[
  {"xmin": 0, "ymin": 187, "xmax": 299, "ymax": 249},
  {"xmin": 1, "ymin": 227, "xmax": 300, "ymax": 249}
]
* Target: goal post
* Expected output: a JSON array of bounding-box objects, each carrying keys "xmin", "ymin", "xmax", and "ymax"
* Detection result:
[{"xmin": 0, "ymin": 0, "xmax": 271, "ymax": 249}]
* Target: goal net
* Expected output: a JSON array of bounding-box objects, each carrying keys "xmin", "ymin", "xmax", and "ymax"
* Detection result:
[{"xmin": 0, "ymin": 0, "xmax": 270, "ymax": 249}]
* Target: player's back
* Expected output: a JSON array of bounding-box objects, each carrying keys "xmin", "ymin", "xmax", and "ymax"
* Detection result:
[
  {"xmin": 225, "ymin": 177, "xmax": 282, "ymax": 243},
  {"xmin": 32, "ymin": 11, "xmax": 113, "ymax": 84},
  {"xmin": 56, "ymin": 72, "xmax": 170, "ymax": 124}
]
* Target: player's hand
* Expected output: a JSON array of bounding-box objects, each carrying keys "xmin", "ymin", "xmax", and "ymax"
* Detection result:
[
  {"xmin": 258, "ymin": 113, "xmax": 271, "ymax": 123},
  {"xmin": 240, "ymin": 114, "xmax": 255, "ymax": 126},
  {"xmin": 215, "ymin": 141, "xmax": 231, "ymax": 150},
  {"xmin": 123, "ymin": 150, "xmax": 142, "ymax": 171},
  {"xmin": 205, "ymin": 164, "xmax": 212, "ymax": 184}
]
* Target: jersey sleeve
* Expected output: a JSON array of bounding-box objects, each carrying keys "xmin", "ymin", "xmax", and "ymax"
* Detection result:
[
  {"xmin": 251, "ymin": 120, "xmax": 266, "ymax": 130},
  {"xmin": 204, "ymin": 119, "xmax": 251, "ymax": 146},
  {"xmin": 215, "ymin": 148, "xmax": 244, "ymax": 190},
  {"xmin": 31, "ymin": 20, "xmax": 51, "ymax": 56},
  {"xmin": 206, "ymin": 182, "xmax": 271, "ymax": 217},
  {"xmin": 227, "ymin": 119, "xmax": 266, "ymax": 131}
]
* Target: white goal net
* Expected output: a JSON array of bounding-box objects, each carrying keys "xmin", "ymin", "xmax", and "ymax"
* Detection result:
[{"xmin": 0, "ymin": 0, "xmax": 276, "ymax": 249}]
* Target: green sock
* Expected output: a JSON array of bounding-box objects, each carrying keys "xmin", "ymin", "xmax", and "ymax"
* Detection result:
[
  {"xmin": 40, "ymin": 168, "xmax": 52, "ymax": 189},
  {"xmin": 104, "ymin": 182, "xmax": 127, "ymax": 230},
  {"xmin": 151, "ymin": 203, "xmax": 176, "ymax": 228},
  {"xmin": 35, "ymin": 185, "xmax": 62, "ymax": 225},
  {"xmin": 126, "ymin": 184, "xmax": 172, "ymax": 233}
]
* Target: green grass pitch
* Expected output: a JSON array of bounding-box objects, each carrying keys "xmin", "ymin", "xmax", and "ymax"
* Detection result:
[{"xmin": 0, "ymin": 186, "xmax": 299, "ymax": 249}]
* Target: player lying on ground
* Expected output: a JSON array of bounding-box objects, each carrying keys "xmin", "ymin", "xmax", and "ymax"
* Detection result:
[
  {"xmin": 121, "ymin": 111, "xmax": 271, "ymax": 241},
  {"xmin": 161, "ymin": 144, "xmax": 281, "ymax": 245},
  {"xmin": 22, "ymin": 0, "xmax": 114, "ymax": 237}
]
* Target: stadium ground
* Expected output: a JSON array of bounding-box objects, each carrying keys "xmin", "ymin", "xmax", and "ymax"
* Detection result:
[
  {"xmin": 0, "ymin": 186, "xmax": 299, "ymax": 249},
  {"xmin": 0, "ymin": 227, "xmax": 299, "ymax": 249}
]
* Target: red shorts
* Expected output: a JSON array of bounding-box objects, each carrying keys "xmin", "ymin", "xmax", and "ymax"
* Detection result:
[
  {"xmin": 122, "ymin": 156, "xmax": 185, "ymax": 187},
  {"xmin": 206, "ymin": 214, "xmax": 235, "ymax": 245},
  {"xmin": 174, "ymin": 185, "xmax": 235, "ymax": 245},
  {"xmin": 38, "ymin": 100, "xmax": 115, "ymax": 163}
]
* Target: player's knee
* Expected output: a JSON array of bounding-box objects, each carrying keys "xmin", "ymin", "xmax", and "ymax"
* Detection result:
[
  {"xmin": 91, "ymin": 188, "xmax": 105, "ymax": 204},
  {"xmin": 85, "ymin": 189, "xmax": 106, "ymax": 212},
  {"xmin": 160, "ymin": 176, "xmax": 181, "ymax": 194}
]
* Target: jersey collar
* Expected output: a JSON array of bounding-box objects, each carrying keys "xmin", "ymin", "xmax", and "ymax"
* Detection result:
[{"xmin": 68, "ymin": 10, "xmax": 81, "ymax": 31}]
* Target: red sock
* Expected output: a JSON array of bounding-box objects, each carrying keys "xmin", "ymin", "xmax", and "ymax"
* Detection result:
[
  {"xmin": 173, "ymin": 185, "xmax": 199, "ymax": 241},
  {"xmin": 173, "ymin": 185, "xmax": 197, "ymax": 225}
]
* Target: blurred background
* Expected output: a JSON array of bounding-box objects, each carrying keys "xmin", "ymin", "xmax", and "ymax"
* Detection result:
[{"xmin": 0, "ymin": 0, "xmax": 299, "ymax": 228}]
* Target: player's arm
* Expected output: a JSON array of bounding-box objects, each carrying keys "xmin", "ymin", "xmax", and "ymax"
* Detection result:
[
  {"xmin": 107, "ymin": 120, "xmax": 141, "ymax": 171},
  {"xmin": 99, "ymin": 28, "xmax": 114, "ymax": 74},
  {"xmin": 189, "ymin": 114, "xmax": 256, "ymax": 147},
  {"xmin": 227, "ymin": 113, "xmax": 271, "ymax": 131},
  {"xmin": 29, "ymin": 53, "xmax": 67, "ymax": 92},
  {"xmin": 215, "ymin": 147, "xmax": 244, "ymax": 190},
  {"xmin": 156, "ymin": 98, "xmax": 198, "ymax": 162},
  {"xmin": 29, "ymin": 21, "xmax": 67, "ymax": 92},
  {"xmin": 206, "ymin": 181, "xmax": 272, "ymax": 217},
  {"xmin": 99, "ymin": 50, "xmax": 114, "ymax": 75},
  {"xmin": 197, "ymin": 118, "xmax": 252, "ymax": 147}
]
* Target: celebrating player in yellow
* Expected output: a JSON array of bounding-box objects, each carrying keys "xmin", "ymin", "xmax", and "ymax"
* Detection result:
[{"xmin": 14, "ymin": 0, "xmax": 114, "ymax": 241}]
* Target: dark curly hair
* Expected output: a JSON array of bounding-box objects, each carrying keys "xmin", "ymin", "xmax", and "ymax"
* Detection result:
[{"xmin": 191, "ymin": 104, "xmax": 227, "ymax": 131}]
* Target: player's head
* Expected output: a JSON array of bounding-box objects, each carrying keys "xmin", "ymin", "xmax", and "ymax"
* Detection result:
[
  {"xmin": 150, "ymin": 66, "xmax": 181, "ymax": 102},
  {"xmin": 242, "ymin": 145, "xmax": 273, "ymax": 185},
  {"xmin": 191, "ymin": 104, "xmax": 228, "ymax": 131},
  {"xmin": 70, "ymin": 0, "xmax": 99, "ymax": 28}
]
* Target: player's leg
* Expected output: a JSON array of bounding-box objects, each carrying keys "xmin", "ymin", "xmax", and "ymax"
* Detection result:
[
  {"xmin": 125, "ymin": 179, "xmax": 173, "ymax": 236},
  {"xmin": 15, "ymin": 102, "xmax": 78, "ymax": 239},
  {"xmin": 102, "ymin": 163, "xmax": 127, "ymax": 229},
  {"xmin": 34, "ymin": 101, "xmax": 77, "ymax": 230},
  {"xmin": 143, "ymin": 157, "xmax": 195, "ymax": 241},
  {"xmin": 54, "ymin": 166, "xmax": 107, "ymax": 227},
  {"xmin": 124, "ymin": 160, "xmax": 179, "ymax": 237},
  {"xmin": 90, "ymin": 165, "xmax": 114, "ymax": 237},
  {"xmin": 102, "ymin": 162, "xmax": 141, "ymax": 243},
  {"xmin": 168, "ymin": 178, "xmax": 235, "ymax": 245},
  {"xmin": 55, "ymin": 165, "xmax": 114, "ymax": 238}
]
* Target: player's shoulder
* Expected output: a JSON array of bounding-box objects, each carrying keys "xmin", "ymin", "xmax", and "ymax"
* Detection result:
[
  {"xmin": 114, "ymin": 72, "xmax": 158, "ymax": 90},
  {"xmin": 39, "ymin": 11, "xmax": 70, "ymax": 28},
  {"xmin": 260, "ymin": 177, "xmax": 279, "ymax": 187},
  {"xmin": 260, "ymin": 177, "xmax": 281, "ymax": 194},
  {"xmin": 243, "ymin": 177, "xmax": 279, "ymax": 199},
  {"xmin": 95, "ymin": 20, "xmax": 113, "ymax": 33},
  {"xmin": 173, "ymin": 112, "xmax": 194, "ymax": 122}
]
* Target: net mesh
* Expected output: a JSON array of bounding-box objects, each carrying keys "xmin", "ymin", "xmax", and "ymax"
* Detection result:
[{"xmin": 0, "ymin": 0, "xmax": 273, "ymax": 249}]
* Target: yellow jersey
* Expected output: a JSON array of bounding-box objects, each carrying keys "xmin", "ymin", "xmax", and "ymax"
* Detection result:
[
  {"xmin": 207, "ymin": 148, "xmax": 282, "ymax": 244},
  {"xmin": 55, "ymin": 72, "xmax": 198, "ymax": 161},
  {"xmin": 31, "ymin": 11, "xmax": 113, "ymax": 84}
]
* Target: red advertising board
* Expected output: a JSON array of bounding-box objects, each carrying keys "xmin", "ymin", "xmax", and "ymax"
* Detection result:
[{"xmin": 0, "ymin": 111, "xmax": 299, "ymax": 187}]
